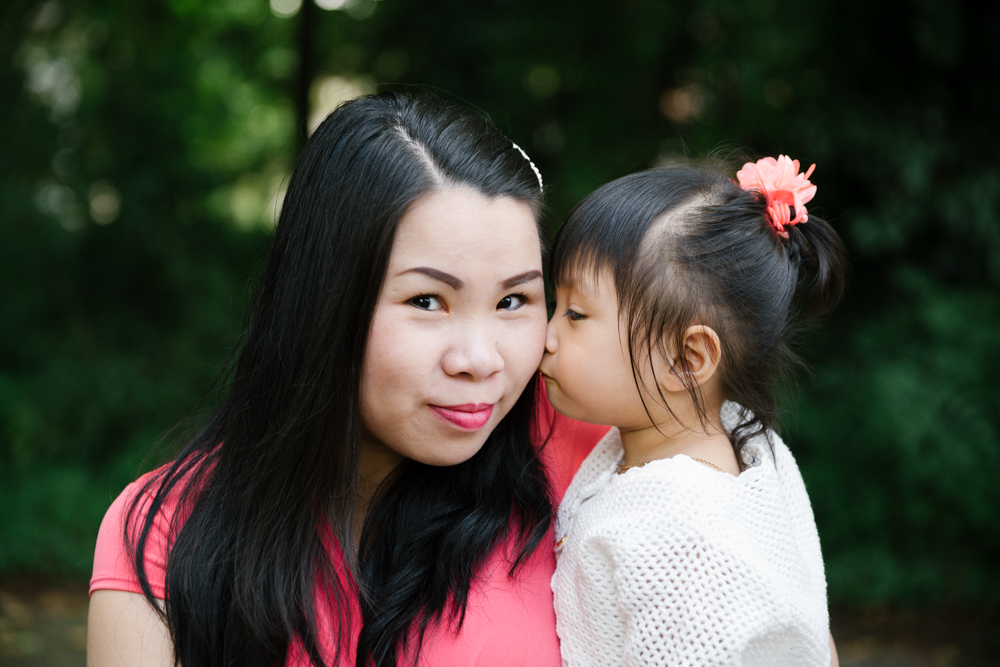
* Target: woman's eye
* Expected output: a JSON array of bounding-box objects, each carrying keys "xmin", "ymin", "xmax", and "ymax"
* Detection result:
[
  {"xmin": 409, "ymin": 295, "xmax": 442, "ymax": 311},
  {"xmin": 566, "ymin": 308, "xmax": 586, "ymax": 322},
  {"xmin": 497, "ymin": 294, "xmax": 527, "ymax": 310}
]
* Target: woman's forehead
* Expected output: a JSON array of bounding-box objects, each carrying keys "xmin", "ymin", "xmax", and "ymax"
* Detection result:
[{"xmin": 389, "ymin": 188, "xmax": 541, "ymax": 271}]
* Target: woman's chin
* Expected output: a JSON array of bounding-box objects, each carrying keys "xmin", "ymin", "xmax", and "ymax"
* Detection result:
[
  {"xmin": 412, "ymin": 441, "xmax": 488, "ymax": 467},
  {"xmin": 403, "ymin": 422, "xmax": 493, "ymax": 467}
]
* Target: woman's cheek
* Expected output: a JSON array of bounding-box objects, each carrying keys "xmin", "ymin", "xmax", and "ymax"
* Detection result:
[{"xmin": 517, "ymin": 310, "xmax": 549, "ymax": 374}]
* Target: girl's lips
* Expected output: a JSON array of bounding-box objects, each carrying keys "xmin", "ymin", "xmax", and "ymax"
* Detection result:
[{"xmin": 430, "ymin": 404, "xmax": 494, "ymax": 430}]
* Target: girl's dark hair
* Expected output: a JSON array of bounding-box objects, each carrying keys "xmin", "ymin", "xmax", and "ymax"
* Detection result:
[
  {"xmin": 550, "ymin": 162, "xmax": 845, "ymax": 467},
  {"xmin": 125, "ymin": 92, "xmax": 551, "ymax": 667}
]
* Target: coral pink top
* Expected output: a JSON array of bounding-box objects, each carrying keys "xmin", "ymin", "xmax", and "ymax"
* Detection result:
[{"xmin": 90, "ymin": 388, "xmax": 608, "ymax": 666}]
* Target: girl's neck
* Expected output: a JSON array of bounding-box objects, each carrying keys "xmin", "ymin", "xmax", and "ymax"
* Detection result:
[{"xmin": 617, "ymin": 403, "xmax": 739, "ymax": 475}]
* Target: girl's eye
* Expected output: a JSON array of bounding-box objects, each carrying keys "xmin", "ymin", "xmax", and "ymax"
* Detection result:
[
  {"xmin": 497, "ymin": 293, "xmax": 527, "ymax": 310},
  {"xmin": 566, "ymin": 308, "xmax": 586, "ymax": 322},
  {"xmin": 409, "ymin": 295, "xmax": 443, "ymax": 311}
]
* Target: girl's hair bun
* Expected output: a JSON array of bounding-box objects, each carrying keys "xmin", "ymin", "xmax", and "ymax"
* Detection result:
[
  {"xmin": 736, "ymin": 154, "xmax": 844, "ymax": 318},
  {"xmin": 786, "ymin": 214, "xmax": 846, "ymax": 320}
]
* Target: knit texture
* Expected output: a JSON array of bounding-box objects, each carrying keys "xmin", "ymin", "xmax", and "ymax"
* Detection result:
[{"xmin": 552, "ymin": 404, "xmax": 829, "ymax": 667}]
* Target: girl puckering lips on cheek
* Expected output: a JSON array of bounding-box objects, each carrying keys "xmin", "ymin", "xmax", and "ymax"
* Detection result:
[{"xmin": 543, "ymin": 157, "xmax": 844, "ymax": 667}]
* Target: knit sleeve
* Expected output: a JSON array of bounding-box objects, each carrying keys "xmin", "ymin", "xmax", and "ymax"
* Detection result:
[{"xmin": 611, "ymin": 521, "xmax": 764, "ymax": 667}]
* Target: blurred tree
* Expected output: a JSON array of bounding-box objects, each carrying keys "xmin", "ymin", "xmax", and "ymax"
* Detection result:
[
  {"xmin": 1, "ymin": 0, "xmax": 997, "ymax": 611},
  {"xmin": 0, "ymin": 0, "xmax": 294, "ymax": 573}
]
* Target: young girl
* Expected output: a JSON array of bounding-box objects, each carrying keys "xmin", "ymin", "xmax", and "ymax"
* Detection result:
[{"xmin": 540, "ymin": 157, "xmax": 845, "ymax": 667}]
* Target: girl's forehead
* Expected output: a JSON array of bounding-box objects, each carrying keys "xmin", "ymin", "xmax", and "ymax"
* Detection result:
[{"xmin": 557, "ymin": 268, "xmax": 615, "ymax": 299}]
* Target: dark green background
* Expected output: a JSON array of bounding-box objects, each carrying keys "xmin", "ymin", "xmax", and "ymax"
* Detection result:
[{"xmin": 1, "ymin": 0, "xmax": 997, "ymax": 613}]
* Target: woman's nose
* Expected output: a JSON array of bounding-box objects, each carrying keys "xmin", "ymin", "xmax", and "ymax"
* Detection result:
[{"xmin": 442, "ymin": 326, "xmax": 505, "ymax": 379}]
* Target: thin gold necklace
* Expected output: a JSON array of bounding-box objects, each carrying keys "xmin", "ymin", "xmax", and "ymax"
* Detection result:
[{"xmin": 615, "ymin": 457, "xmax": 725, "ymax": 474}]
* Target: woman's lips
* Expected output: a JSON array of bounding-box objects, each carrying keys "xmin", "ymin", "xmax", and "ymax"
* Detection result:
[{"xmin": 430, "ymin": 403, "xmax": 494, "ymax": 430}]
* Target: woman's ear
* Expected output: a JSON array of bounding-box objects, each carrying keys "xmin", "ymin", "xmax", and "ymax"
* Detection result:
[{"xmin": 654, "ymin": 325, "xmax": 722, "ymax": 393}]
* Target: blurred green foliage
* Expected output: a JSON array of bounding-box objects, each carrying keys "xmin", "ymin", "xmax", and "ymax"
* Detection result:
[{"xmin": 1, "ymin": 0, "xmax": 998, "ymax": 609}]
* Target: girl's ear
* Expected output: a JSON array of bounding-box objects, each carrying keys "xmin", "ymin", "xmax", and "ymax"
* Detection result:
[{"xmin": 655, "ymin": 325, "xmax": 722, "ymax": 393}]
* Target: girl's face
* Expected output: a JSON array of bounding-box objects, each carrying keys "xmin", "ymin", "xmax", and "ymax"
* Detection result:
[
  {"xmin": 359, "ymin": 187, "xmax": 547, "ymax": 470},
  {"xmin": 540, "ymin": 272, "xmax": 665, "ymax": 429}
]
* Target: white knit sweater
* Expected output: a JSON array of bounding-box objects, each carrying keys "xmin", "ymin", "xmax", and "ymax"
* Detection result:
[{"xmin": 552, "ymin": 406, "xmax": 830, "ymax": 667}]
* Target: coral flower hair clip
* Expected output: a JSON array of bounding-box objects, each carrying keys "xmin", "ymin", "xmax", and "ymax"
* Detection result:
[{"xmin": 736, "ymin": 155, "xmax": 817, "ymax": 239}]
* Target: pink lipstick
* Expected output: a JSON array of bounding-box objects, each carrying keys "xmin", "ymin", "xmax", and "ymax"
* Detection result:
[{"xmin": 430, "ymin": 403, "xmax": 494, "ymax": 430}]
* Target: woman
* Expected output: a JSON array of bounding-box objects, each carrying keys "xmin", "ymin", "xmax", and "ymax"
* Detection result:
[{"xmin": 87, "ymin": 92, "xmax": 606, "ymax": 667}]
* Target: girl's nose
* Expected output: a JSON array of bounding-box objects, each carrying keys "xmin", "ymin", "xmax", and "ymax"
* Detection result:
[
  {"xmin": 442, "ymin": 327, "xmax": 505, "ymax": 379},
  {"xmin": 544, "ymin": 317, "xmax": 559, "ymax": 355}
]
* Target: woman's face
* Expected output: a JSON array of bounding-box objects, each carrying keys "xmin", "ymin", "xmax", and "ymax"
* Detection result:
[{"xmin": 359, "ymin": 186, "xmax": 547, "ymax": 470}]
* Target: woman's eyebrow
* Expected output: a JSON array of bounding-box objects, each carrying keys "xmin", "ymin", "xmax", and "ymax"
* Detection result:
[
  {"xmin": 399, "ymin": 267, "xmax": 464, "ymax": 289},
  {"xmin": 501, "ymin": 270, "xmax": 543, "ymax": 289}
]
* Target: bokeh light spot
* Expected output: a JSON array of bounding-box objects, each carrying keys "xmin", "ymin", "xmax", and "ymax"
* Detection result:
[
  {"xmin": 31, "ymin": 1, "xmax": 63, "ymax": 31},
  {"xmin": 24, "ymin": 50, "xmax": 81, "ymax": 120},
  {"xmin": 763, "ymin": 77, "xmax": 794, "ymax": 109},
  {"xmin": 525, "ymin": 65, "xmax": 560, "ymax": 98},
  {"xmin": 374, "ymin": 49, "xmax": 409, "ymax": 81},
  {"xmin": 261, "ymin": 47, "xmax": 298, "ymax": 80},
  {"xmin": 687, "ymin": 13, "xmax": 721, "ymax": 45},
  {"xmin": 533, "ymin": 122, "xmax": 565, "ymax": 155},
  {"xmin": 89, "ymin": 181, "xmax": 121, "ymax": 225},
  {"xmin": 35, "ymin": 181, "xmax": 83, "ymax": 230},
  {"xmin": 659, "ymin": 86, "xmax": 705, "ymax": 124},
  {"xmin": 51, "ymin": 148, "xmax": 79, "ymax": 179},
  {"xmin": 270, "ymin": 0, "xmax": 302, "ymax": 19},
  {"xmin": 308, "ymin": 75, "xmax": 375, "ymax": 134},
  {"xmin": 346, "ymin": 0, "xmax": 376, "ymax": 20}
]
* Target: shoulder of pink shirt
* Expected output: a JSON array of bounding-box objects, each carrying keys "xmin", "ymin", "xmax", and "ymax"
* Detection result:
[{"xmin": 90, "ymin": 467, "xmax": 177, "ymax": 598}]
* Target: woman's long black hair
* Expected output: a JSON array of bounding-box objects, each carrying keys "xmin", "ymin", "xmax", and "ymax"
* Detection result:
[{"xmin": 125, "ymin": 92, "xmax": 553, "ymax": 667}]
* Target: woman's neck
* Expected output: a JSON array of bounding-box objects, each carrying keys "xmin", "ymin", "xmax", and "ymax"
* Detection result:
[{"xmin": 354, "ymin": 438, "xmax": 405, "ymax": 546}]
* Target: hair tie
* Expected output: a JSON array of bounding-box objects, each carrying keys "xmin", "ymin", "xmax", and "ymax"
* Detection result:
[
  {"xmin": 511, "ymin": 142, "xmax": 543, "ymax": 192},
  {"xmin": 736, "ymin": 155, "xmax": 816, "ymax": 239}
]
